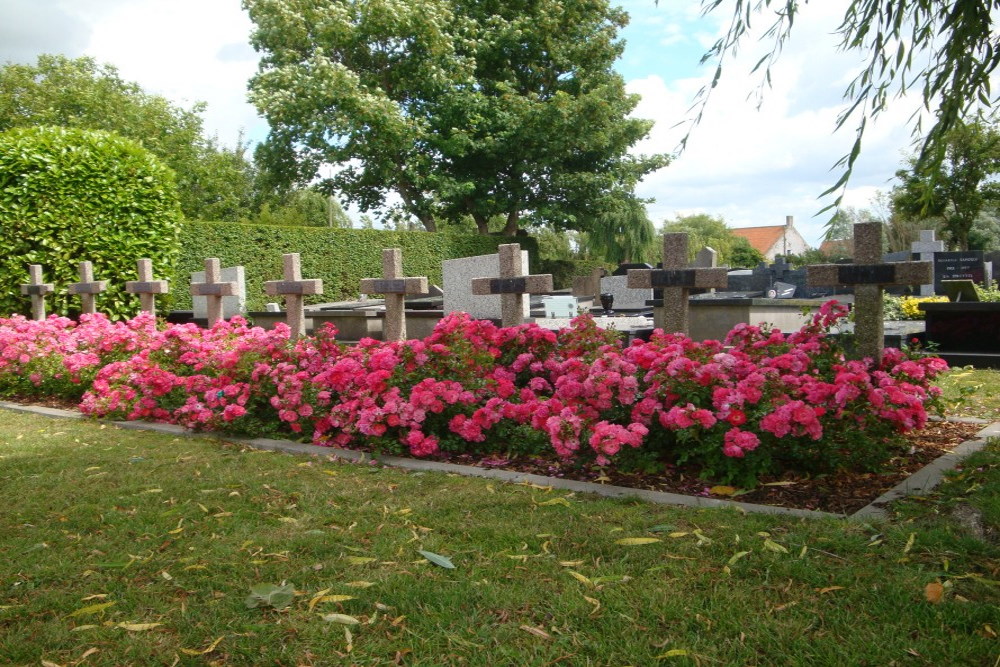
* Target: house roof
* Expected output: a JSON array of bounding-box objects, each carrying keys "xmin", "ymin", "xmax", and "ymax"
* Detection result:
[{"xmin": 731, "ymin": 225, "xmax": 786, "ymax": 255}]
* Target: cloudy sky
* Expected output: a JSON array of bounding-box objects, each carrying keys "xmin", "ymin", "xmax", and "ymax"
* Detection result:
[{"xmin": 1, "ymin": 0, "xmax": 926, "ymax": 246}]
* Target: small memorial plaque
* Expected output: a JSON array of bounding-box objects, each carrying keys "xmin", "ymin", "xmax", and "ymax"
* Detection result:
[
  {"xmin": 649, "ymin": 269, "xmax": 697, "ymax": 288},
  {"xmin": 488, "ymin": 277, "xmax": 528, "ymax": 294},
  {"xmin": 837, "ymin": 264, "xmax": 896, "ymax": 285},
  {"xmin": 934, "ymin": 251, "xmax": 985, "ymax": 294}
]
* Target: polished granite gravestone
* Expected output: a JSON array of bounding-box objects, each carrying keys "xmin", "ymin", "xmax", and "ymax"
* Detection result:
[
  {"xmin": 933, "ymin": 251, "xmax": 987, "ymax": 294},
  {"xmin": 920, "ymin": 301, "xmax": 1000, "ymax": 367},
  {"xmin": 444, "ymin": 250, "xmax": 531, "ymax": 321}
]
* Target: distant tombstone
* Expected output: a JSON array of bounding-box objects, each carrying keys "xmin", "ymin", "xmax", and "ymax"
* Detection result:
[
  {"xmin": 627, "ymin": 233, "xmax": 728, "ymax": 333},
  {"xmin": 911, "ymin": 230, "xmax": 946, "ymax": 295},
  {"xmin": 770, "ymin": 255, "xmax": 791, "ymax": 278},
  {"xmin": 694, "ymin": 247, "xmax": 718, "ymax": 269},
  {"xmin": 264, "ymin": 253, "xmax": 323, "ymax": 338},
  {"xmin": 612, "ymin": 262, "xmax": 653, "ymax": 277},
  {"xmin": 67, "ymin": 261, "xmax": 107, "ymax": 315},
  {"xmin": 19, "ymin": 264, "xmax": 54, "ymax": 321},
  {"xmin": 599, "ymin": 274, "xmax": 651, "ymax": 311},
  {"xmin": 572, "ymin": 267, "xmax": 605, "ymax": 301},
  {"xmin": 125, "ymin": 258, "xmax": 169, "ymax": 316},
  {"xmin": 933, "ymin": 251, "xmax": 986, "ymax": 294},
  {"xmin": 444, "ymin": 250, "xmax": 530, "ymax": 320},
  {"xmin": 808, "ymin": 222, "xmax": 931, "ymax": 362},
  {"xmin": 471, "ymin": 243, "xmax": 553, "ymax": 327},
  {"xmin": 191, "ymin": 261, "xmax": 245, "ymax": 326}
]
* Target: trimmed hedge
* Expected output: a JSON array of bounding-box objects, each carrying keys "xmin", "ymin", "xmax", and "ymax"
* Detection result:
[
  {"xmin": 175, "ymin": 222, "xmax": 539, "ymax": 311},
  {"xmin": 0, "ymin": 126, "xmax": 181, "ymax": 319}
]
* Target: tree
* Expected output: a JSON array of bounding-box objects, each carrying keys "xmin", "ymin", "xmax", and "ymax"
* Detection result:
[
  {"xmin": 253, "ymin": 188, "xmax": 353, "ymax": 227},
  {"xmin": 661, "ymin": 214, "xmax": 764, "ymax": 268},
  {"xmin": 0, "ymin": 54, "xmax": 257, "ymax": 221},
  {"xmin": 892, "ymin": 118, "xmax": 1000, "ymax": 250},
  {"xmin": 693, "ymin": 0, "xmax": 999, "ymax": 213},
  {"xmin": 244, "ymin": 0, "xmax": 668, "ymax": 235},
  {"xmin": 581, "ymin": 198, "xmax": 657, "ymax": 265}
]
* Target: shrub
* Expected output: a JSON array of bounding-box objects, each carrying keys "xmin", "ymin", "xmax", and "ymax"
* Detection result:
[
  {"xmin": 174, "ymin": 223, "xmax": 539, "ymax": 311},
  {"xmin": 0, "ymin": 126, "xmax": 182, "ymax": 319}
]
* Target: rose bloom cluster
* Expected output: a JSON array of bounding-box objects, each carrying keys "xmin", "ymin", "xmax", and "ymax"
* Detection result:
[{"xmin": 0, "ymin": 301, "xmax": 948, "ymax": 484}]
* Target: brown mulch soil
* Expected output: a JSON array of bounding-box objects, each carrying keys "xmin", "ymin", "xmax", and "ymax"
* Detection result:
[
  {"xmin": 2, "ymin": 396, "xmax": 985, "ymax": 515},
  {"xmin": 443, "ymin": 420, "xmax": 984, "ymax": 515}
]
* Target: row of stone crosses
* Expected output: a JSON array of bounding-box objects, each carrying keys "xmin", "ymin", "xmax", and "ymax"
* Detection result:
[{"xmin": 17, "ymin": 223, "xmax": 931, "ymax": 362}]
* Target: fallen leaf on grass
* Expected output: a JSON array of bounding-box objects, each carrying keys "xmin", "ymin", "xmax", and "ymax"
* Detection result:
[
  {"xmin": 709, "ymin": 485, "xmax": 738, "ymax": 496},
  {"xmin": 68, "ymin": 601, "xmax": 115, "ymax": 617},
  {"xmin": 322, "ymin": 613, "xmax": 360, "ymax": 625},
  {"xmin": 763, "ymin": 539, "xmax": 788, "ymax": 554},
  {"xmin": 615, "ymin": 537, "xmax": 661, "ymax": 546},
  {"xmin": 180, "ymin": 636, "xmax": 224, "ymax": 656},
  {"xmin": 535, "ymin": 497, "xmax": 570, "ymax": 507},
  {"xmin": 71, "ymin": 625, "xmax": 98, "ymax": 632},
  {"xmin": 583, "ymin": 595, "xmax": 601, "ymax": 616},
  {"xmin": 559, "ymin": 560, "xmax": 584, "ymax": 567},
  {"xmin": 727, "ymin": 551, "xmax": 751, "ymax": 566},
  {"xmin": 668, "ymin": 532, "xmax": 688, "ymax": 539},
  {"xmin": 117, "ymin": 622, "xmax": 162, "ymax": 631},
  {"xmin": 418, "ymin": 550, "xmax": 455, "ymax": 569},
  {"xmin": 80, "ymin": 594, "xmax": 108, "ymax": 601},
  {"xmin": 655, "ymin": 649, "xmax": 689, "ymax": 658},
  {"xmin": 567, "ymin": 571, "xmax": 594, "ymax": 587},
  {"xmin": 762, "ymin": 480, "xmax": 797, "ymax": 487},
  {"xmin": 903, "ymin": 532, "xmax": 915, "ymax": 554},
  {"xmin": 816, "ymin": 586, "xmax": 845, "ymax": 595},
  {"xmin": 344, "ymin": 556, "xmax": 377, "ymax": 565},
  {"xmin": 345, "ymin": 581, "xmax": 375, "ymax": 588},
  {"xmin": 924, "ymin": 582, "xmax": 945, "ymax": 604},
  {"xmin": 519, "ymin": 624, "xmax": 551, "ymax": 639}
]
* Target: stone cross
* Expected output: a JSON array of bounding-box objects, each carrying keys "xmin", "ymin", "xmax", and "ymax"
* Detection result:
[
  {"xmin": 627, "ymin": 233, "xmax": 728, "ymax": 334},
  {"xmin": 471, "ymin": 243, "xmax": 553, "ymax": 327},
  {"xmin": 67, "ymin": 261, "xmax": 107, "ymax": 315},
  {"xmin": 125, "ymin": 258, "xmax": 170, "ymax": 316},
  {"xmin": 190, "ymin": 258, "xmax": 239, "ymax": 327},
  {"xmin": 19, "ymin": 264, "xmax": 54, "ymax": 321},
  {"xmin": 807, "ymin": 221, "xmax": 932, "ymax": 362},
  {"xmin": 359, "ymin": 248, "xmax": 428, "ymax": 342},
  {"xmin": 264, "ymin": 253, "xmax": 323, "ymax": 338},
  {"xmin": 910, "ymin": 230, "xmax": 946, "ymax": 296}
]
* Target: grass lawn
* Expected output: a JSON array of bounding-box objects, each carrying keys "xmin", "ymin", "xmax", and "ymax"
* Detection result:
[{"xmin": 0, "ymin": 370, "xmax": 997, "ymax": 665}]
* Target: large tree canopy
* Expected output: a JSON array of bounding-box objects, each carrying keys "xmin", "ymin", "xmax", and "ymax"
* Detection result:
[
  {"xmin": 693, "ymin": 0, "xmax": 999, "ymax": 213},
  {"xmin": 892, "ymin": 117, "xmax": 1000, "ymax": 251},
  {"xmin": 0, "ymin": 54, "xmax": 257, "ymax": 221},
  {"xmin": 244, "ymin": 0, "xmax": 668, "ymax": 234}
]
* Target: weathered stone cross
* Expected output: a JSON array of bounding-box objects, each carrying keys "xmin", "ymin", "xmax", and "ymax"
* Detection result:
[
  {"xmin": 359, "ymin": 248, "xmax": 428, "ymax": 342},
  {"xmin": 627, "ymin": 233, "xmax": 729, "ymax": 334},
  {"xmin": 264, "ymin": 253, "xmax": 323, "ymax": 339},
  {"xmin": 67, "ymin": 261, "xmax": 108, "ymax": 315},
  {"xmin": 125, "ymin": 258, "xmax": 170, "ymax": 316},
  {"xmin": 807, "ymin": 221, "xmax": 932, "ymax": 362},
  {"xmin": 20, "ymin": 264, "xmax": 54, "ymax": 321},
  {"xmin": 471, "ymin": 243, "xmax": 553, "ymax": 327},
  {"xmin": 190, "ymin": 257, "xmax": 239, "ymax": 327}
]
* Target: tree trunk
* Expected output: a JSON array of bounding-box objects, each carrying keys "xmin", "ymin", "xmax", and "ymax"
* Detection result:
[
  {"xmin": 421, "ymin": 215, "xmax": 437, "ymax": 232},
  {"xmin": 472, "ymin": 212, "xmax": 490, "ymax": 235},
  {"xmin": 502, "ymin": 210, "xmax": 520, "ymax": 236}
]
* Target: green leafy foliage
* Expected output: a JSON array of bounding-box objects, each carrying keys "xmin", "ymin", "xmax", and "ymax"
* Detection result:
[
  {"xmin": 892, "ymin": 117, "xmax": 1000, "ymax": 251},
  {"xmin": 245, "ymin": 582, "xmax": 296, "ymax": 609},
  {"xmin": 174, "ymin": 222, "xmax": 536, "ymax": 311},
  {"xmin": 0, "ymin": 54, "xmax": 258, "ymax": 221},
  {"xmin": 661, "ymin": 214, "xmax": 765, "ymax": 268},
  {"xmin": 244, "ymin": 0, "xmax": 668, "ymax": 234},
  {"xmin": 0, "ymin": 126, "xmax": 182, "ymax": 318}
]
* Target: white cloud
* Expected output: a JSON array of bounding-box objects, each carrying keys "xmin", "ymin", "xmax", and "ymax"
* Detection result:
[{"xmin": 623, "ymin": 0, "xmax": 924, "ymax": 248}]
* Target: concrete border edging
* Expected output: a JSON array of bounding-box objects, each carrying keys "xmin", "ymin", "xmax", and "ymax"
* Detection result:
[{"xmin": 1, "ymin": 401, "xmax": 995, "ymax": 522}]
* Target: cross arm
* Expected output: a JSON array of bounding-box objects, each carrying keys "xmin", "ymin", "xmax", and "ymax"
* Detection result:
[
  {"xmin": 471, "ymin": 275, "xmax": 553, "ymax": 296},
  {"xmin": 627, "ymin": 267, "xmax": 729, "ymax": 289},
  {"xmin": 807, "ymin": 261, "xmax": 932, "ymax": 287}
]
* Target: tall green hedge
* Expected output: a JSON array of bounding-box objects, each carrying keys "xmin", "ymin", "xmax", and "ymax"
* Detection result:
[
  {"xmin": 175, "ymin": 223, "xmax": 539, "ymax": 311},
  {"xmin": 0, "ymin": 126, "xmax": 181, "ymax": 318}
]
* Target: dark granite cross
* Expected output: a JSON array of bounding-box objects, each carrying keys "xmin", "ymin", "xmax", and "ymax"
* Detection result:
[
  {"xmin": 264, "ymin": 253, "xmax": 323, "ymax": 338},
  {"xmin": 20, "ymin": 264, "xmax": 54, "ymax": 321},
  {"xmin": 627, "ymin": 233, "xmax": 728, "ymax": 334},
  {"xmin": 471, "ymin": 243, "xmax": 553, "ymax": 327},
  {"xmin": 807, "ymin": 221, "xmax": 932, "ymax": 362},
  {"xmin": 125, "ymin": 258, "xmax": 170, "ymax": 316},
  {"xmin": 67, "ymin": 261, "xmax": 107, "ymax": 315},
  {"xmin": 359, "ymin": 248, "xmax": 428, "ymax": 342},
  {"xmin": 190, "ymin": 257, "xmax": 239, "ymax": 327}
]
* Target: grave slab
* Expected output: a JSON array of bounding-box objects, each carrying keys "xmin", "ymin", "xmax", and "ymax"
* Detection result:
[{"xmin": 444, "ymin": 250, "xmax": 531, "ymax": 320}]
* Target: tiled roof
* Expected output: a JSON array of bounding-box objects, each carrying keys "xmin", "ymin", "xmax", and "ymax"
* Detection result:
[
  {"xmin": 731, "ymin": 225, "xmax": 785, "ymax": 255},
  {"xmin": 819, "ymin": 238, "xmax": 853, "ymax": 256}
]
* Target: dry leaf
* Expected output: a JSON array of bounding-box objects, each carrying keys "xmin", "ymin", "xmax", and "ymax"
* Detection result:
[
  {"xmin": 345, "ymin": 581, "xmax": 375, "ymax": 588},
  {"xmin": 559, "ymin": 560, "xmax": 584, "ymax": 567},
  {"xmin": 71, "ymin": 625, "xmax": 98, "ymax": 632},
  {"xmin": 322, "ymin": 613, "xmax": 360, "ymax": 625},
  {"xmin": 816, "ymin": 586, "xmax": 844, "ymax": 595},
  {"xmin": 308, "ymin": 588, "xmax": 332, "ymax": 612},
  {"xmin": 763, "ymin": 539, "xmax": 788, "ymax": 554},
  {"xmin": 68, "ymin": 601, "xmax": 115, "ymax": 617},
  {"xmin": 668, "ymin": 532, "xmax": 689, "ymax": 538},
  {"xmin": 924, "ymin": 581, "xmax": 944, "ymax": 604},
  {"xmin": 567, "ymin": 570, "xmax": 594, "ymax": 587},
  {"xmin": 117, "ymin": 622, "xmax": 163, "ymax": 631},
  {"xmin": 615, "ymin": 537, "xmax": 661, "ymax": 546},
  {"xmin": 903, "ymin": 533, "xmax": 915, "ymax": 554},
  {"xmin": 344, "ymin": 556, "xmax": 376, "ymax": 565},
  {"xmin": 536, "ymin": 497, "xmax": 570, "ymax": 507},
  {"xmin": 583, "ymin": 595, "xmax": 601, "ymax": 616},
  {"xmin": 180, "ymin": 636, "xmax": 224, "ymax": 656},
  {"xmin": 709, "ymin": 485, "xmax": 738, "ymax": 496},
  {"xmin": 727, "ymin": 551, "xmax": 751, "ymax": 566},
  {"xmin": 655, "ymin": 649, "xmax": 689, "ymax": 658},
  {"xmin": 80, "ymin": 594, "xmax": 108, "ymax": 601},
  {"xmin": 519, "ymin": 624, "xmax": 551, "ymax": 639}
]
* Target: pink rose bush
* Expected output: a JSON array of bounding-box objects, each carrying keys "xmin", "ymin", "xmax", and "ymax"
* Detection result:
[{"xmin": 0, "ymin": 300, "xmax": 948, "ymax": 485}]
